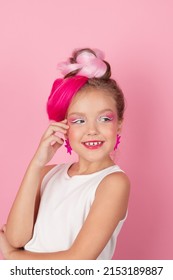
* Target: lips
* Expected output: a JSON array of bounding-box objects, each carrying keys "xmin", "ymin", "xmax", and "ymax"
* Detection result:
[{"xmin": 82, "ymin": 141, "xmax": 104, "ymax": 149}]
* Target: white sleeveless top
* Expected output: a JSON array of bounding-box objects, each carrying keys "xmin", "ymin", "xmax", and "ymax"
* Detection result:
[{"xmin": 25, "ymin": 162, "xmax": 127, "ymax": 259}]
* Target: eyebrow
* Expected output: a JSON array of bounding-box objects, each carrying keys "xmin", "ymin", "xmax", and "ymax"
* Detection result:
[{"xmin": 68, "ymin": 109, "xmax": 114, "ymax": 117}]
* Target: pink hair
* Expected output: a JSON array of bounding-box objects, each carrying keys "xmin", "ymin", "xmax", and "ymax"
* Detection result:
[
  {"xmin": 58, "ymin": 49, "xmax": 107, "ymax": 78},
  {"xmin": 47, "ymin": 76, "xmax": 88, "ymax": 121}
]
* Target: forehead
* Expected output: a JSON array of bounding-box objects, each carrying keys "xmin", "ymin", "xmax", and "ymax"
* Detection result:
[{"xmin": 67, "ymin": 88, "xmax": 117, "ymax": 115}]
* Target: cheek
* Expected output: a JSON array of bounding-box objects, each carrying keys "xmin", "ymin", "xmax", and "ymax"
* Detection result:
[
  {"xmin": 102, "ymin": 123, "xmax": 117, "ymax": 136},
  {"xmin": 106, "ymin": 130, "xmax": 117, "ymax": 141},
  {"xmin": 68, "ymin": 126, "xmax": 81, "ymax": 141}
]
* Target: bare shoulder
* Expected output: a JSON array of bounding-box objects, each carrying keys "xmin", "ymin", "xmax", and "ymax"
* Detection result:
[
  {"xmin": 40, "ymin": 164, "xmax": 57, "ymax": 181},
  {"xmin": 97, "ymin": 171, "xmax": 130, "ymax": 195},
  {"xmin": 95, "ymin": 171, "xmax": 130, "ymax": 220}
]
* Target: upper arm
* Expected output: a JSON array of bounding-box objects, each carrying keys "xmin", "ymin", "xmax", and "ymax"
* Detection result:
[
  {"xmin": 34, "ymin": 164, "xmax": 56, "ymax": 223},
  {"xmin": 68, "ymin": 172, "xmax": 130, "ymax": 260}
]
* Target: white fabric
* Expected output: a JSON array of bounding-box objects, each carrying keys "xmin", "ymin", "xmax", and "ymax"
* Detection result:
[{"xmin": 25, "ymin": 162, "xmax": 127, "ymax": 259}]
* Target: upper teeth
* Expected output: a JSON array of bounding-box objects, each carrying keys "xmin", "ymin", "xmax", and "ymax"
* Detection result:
[{"xmin": 85, "ymin": 142, "xmax": 102, "ymax": 146}]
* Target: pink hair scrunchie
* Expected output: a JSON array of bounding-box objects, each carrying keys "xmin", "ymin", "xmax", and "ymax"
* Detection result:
[{"xmin": 57, "ymin": 49, "xmax": 107, "ymax": 78}]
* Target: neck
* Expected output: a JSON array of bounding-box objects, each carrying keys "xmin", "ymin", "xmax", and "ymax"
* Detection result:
[{"xmin": 69, "ymin": 156, "xmax": 115, "ymax": 176}]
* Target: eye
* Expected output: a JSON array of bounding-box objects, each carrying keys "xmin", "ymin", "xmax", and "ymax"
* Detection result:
[
  {"xmin": 71, "ymin": 118, "xmax": 85, "ymax": 124},
  {"xmin": 98, "ymin": 116, "xmax": 113, "ymax": 122}
]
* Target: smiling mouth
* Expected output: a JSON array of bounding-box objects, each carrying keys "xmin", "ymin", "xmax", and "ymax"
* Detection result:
[{"xmin": 82, "ymin": 141, "xmax": 104, "ymax": 149}]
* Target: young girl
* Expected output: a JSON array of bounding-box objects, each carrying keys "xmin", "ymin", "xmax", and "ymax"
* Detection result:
[{"xmin": 0, "ymin": 48, "xmax": 130, "ymax": 260}]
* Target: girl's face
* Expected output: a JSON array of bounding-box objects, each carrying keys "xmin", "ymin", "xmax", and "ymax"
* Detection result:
[{"xmin": 67, "ymin": 89, "xmax": 122, "ymax": 163}]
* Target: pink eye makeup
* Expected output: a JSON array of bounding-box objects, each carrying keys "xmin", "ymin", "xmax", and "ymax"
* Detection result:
[
  {"xmin": 67, "ymin": 111, "xmax": 116, "ymax": 124},
  {"xmin": 68, "ymin": 116, "xmax": 85, "ymax": 124},
  {"xmin": 98, "ymin": 113, "xmax": 116, "ymax": 122}
]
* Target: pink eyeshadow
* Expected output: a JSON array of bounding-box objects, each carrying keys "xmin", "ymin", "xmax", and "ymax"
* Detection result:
[
  {"xmin": 68, "ymin": 117, "xmax": 77, "ymax": 122},
  {"xmin": 104, "ymin": 113, "xmax": 116, "ymax": 120},
  {"xmin": 68, "ymin": 116, "xmax": 80, "ymax": 122}
]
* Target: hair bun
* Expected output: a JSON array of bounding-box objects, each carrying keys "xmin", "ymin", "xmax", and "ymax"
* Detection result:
[{"xmin": 57, "ymin": 48, "xmax": 109, "ymax": 79}]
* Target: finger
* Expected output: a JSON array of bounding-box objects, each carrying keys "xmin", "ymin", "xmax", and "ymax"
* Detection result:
[
  {"xmin": 44, "ymin": 135, "xmax": 64, "ymax": 146},
  {"xmin": 50, "ymin": 119, "xmax": 67, "ymax": 123},
  {"xmin": 2, "ymin": 225, "xmax": 6, "ymax": 233},
  {"xmin": 0, "ymin": 225, "xmax": 5, "ymax": 232},
  {"xmin": 49, "ymin": 123, "xmax": 69, "ymax": 130},
  {"xmin": 51, "ymin": 141, "xmax": 62, "ymax": 151},
  {"xmin": 61, "ymin": 119, "xmax": 68, "ymax": 123},
  {"xmin": 43, "ymin": 125, "xmax": 69, "ymax": 139},
  {"xmin": 49, "ymin": 120, "xmax": 69, "ymax": 128},
  {"xmin": 48, "ymin": 121, "xmax": 69, "ymax": 132}
]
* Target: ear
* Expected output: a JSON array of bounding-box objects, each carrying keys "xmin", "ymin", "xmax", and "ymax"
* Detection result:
[{"xmin": 117, "ymin": 120, "xmax": 123, "ymax": 134}]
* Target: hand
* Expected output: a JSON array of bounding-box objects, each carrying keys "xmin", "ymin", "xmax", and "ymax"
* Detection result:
[
  {"xmin": 31, "ymin": 119, "xmax": 69, "ymax": 167},
  {"xmin": 0, "ymin": 225, "xmax": 17, "ymax": 260}
]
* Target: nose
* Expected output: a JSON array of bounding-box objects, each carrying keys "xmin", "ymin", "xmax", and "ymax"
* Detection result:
[{"xmin": 86, "ymin": 122, "xmax": 99, "ymax": 136}]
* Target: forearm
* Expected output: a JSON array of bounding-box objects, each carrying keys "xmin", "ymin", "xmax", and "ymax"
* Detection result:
[
  {"xmin": 6, "ymin": 160, "xmax": 43, "ymax": 247},
  {"xmin": 9, "ymin": 248, "xmax": 73, "ymax": 260}
]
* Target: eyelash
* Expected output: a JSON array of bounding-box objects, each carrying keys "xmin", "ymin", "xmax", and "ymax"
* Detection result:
[
  {"xmin": 70, "ymin": 116, "xmax": 113, "ymax": 124},
  {"xmin": 71, "ymin": 119, "xmax": 85, "ymax": 124},
  {"xmin": 99, "ymin": 116, "xmax": 113, "ymax": 122}
]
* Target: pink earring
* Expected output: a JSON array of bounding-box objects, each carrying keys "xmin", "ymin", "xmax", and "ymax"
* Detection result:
[
  {"xmin": 114, "ymin": 134, "xmax": 121, "ymax": 150},
  {"xmin": 65, "ymin": 139, "xmax": 72, "ymax": 155}
]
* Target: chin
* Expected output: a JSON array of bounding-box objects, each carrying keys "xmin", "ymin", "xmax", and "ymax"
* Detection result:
[{"xmin": 82, "ymin": 154, "xmax": 110, "ymax": 163}]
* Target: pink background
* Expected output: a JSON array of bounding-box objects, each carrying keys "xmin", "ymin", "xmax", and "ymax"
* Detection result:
[{"xmin": 0, "ymin": 0, "xmax": 173, "ymax": 260}]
